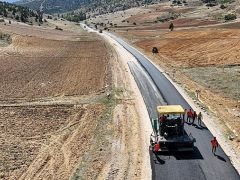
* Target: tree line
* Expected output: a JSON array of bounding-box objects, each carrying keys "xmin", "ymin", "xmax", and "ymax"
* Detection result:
[{"xmin": 64, "ymin": 12, "xmax": 86, "ymax": 22}]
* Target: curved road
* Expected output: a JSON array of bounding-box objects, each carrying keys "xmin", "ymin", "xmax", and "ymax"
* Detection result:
[{"xmin": 106, "ymin": 32, "xmax": 239, "ymax": 180}]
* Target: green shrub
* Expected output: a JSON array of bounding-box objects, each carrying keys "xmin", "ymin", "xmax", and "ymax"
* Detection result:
[
  {"xmin": 220, "ymin": 4, "xmax": 226, "ymax": 9},
  {"xmin": 169, "ymin": 22, "xmax": 174, "ymax": 31},
  {"xmin": 64, "ymin": 12, "xmax": 86, "ymax": 23},
  {"xmin": 224, "ymin": 13, "xmax": 237, "ymax": 21}
]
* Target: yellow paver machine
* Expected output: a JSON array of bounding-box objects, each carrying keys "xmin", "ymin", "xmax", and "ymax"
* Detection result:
[{"xmin": 150, "ymin": 105, "xmax": 196, "ymax": 152}]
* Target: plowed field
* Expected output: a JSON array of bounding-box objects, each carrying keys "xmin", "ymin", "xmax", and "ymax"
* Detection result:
[
  {"xmin": 0, "ymin": 20, "xmax": 148, "ymax": 179},
  {"xmin": 134, "ymin": 29, "xmax": 240, "ymax": 68},
  {"xmin": 0, "ymin": 34, "xmax": 109, "ymax": 100},
  {"xmin": 0, "ymin": 21, "xmax": 112, "ymax": 179}
]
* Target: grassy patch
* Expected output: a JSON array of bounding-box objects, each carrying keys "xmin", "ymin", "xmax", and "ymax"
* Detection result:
[
  {"xmin": 218, "ymin": 0, "xmax": 233, "ymax": 4},
  {"xmin": 184, "ymin": 87, "xmax": 210, "ymax": 112},
  {"xmin": 112, "ymin": 87, "xmax": 125, "ymax": 97},
  {"xmin": 212, "ymin": 14, "xmax": 225, "ymax": 20},
  {"xmin": 157, "ymin": 12, "xmax": 180, "ymax": 23},
  {"xmin": 0, "ymin": 32, "xmax": 11, "ymax": 46},
  {"xmin": 71, "ymin": 89, "xmax": 119, "ymax": 179},
  {"xmin": 181, "ymin": 66, "xmax": 240, "ymax": 101}
]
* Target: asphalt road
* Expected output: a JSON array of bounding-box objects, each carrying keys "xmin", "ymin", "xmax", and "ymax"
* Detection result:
[
  {"xmin": 106, "ymin": 32, "xmax": 240, "ymax": 180},
  {"xmin": 128, "ymin": 61, "xmax": 166, "ymax": 118}
]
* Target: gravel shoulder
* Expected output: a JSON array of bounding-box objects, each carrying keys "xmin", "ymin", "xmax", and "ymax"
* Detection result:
[{"xmin": 95, "ymin": 29, "xmax": 152, "ymax": 180}]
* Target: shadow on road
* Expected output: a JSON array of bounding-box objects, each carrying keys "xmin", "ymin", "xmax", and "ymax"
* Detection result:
[
  {"xmin": 151, "ymin": 146, "xmax": 203, "ymax": 162},
  {"xmin": 173, "ymin": 147, "xmax": 204, "ymax": 160},
  {"xmin": 154, "ymin": 154, "xmax": 166, "ymax": 164},
  {"xmin": 215, "ymin": 154, "xmax": 226, "ymax": 162},
  {"xmin": 194, "ymin": 125, "xmax": 208, "ymax": 130},
  {"xmin": 186, "ymin": 123, "xmax": 208, "ymax": 130}
]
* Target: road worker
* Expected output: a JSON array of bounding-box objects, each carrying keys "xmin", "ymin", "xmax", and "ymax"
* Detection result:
[
  {"xmin": 160, "ymin": 115, "xmax": 167, "ymax": 123},
  {"xmin": 211, "ymin": 137, "xmax": 219, "ymax": 155},
  {"xmin": 192, "ymin": 111, "xmax": 197, "ymax": 125},
  {"xmin": 197, "ymin": 112, "xmax": 202, "ymax": 126},
  {"xmin": 154, "ymin": 143, "xmax": 160, "ymax": 153},
  {"xmin": 187, "ymin": 109, "xmax": 193, "ymax": 123}
]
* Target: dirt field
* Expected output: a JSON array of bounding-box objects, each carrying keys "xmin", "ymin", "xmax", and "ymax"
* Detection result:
[
  {"xmin": 0, "ymin": 20, "xmax": 112, "ymax": 179},
  {"xmin": 0, "ymin": 105, "xmax": 84, "ymax": 178},
  {"xmin": 134, "ymin": 29, "xmax": 240, "ymax": 68},
  {"xmin": 0, "ymin": 31, "xmax": 108, "ymax": 101},
  {"xmin": 0, "ymin": 19, "xmax": 150, "ymax": 179}
]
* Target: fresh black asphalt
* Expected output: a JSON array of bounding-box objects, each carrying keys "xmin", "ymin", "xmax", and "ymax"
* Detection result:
[
  {"xmin": 106, "ymin": 32, "xmax": 240, "ymax": 180},
  {"xmin": 128, "ymin": 61, "xmax": 166, "ymax": 118}
]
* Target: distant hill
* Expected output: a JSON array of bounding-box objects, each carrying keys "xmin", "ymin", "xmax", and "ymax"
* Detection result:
[
  {"xmin": 15, "ymin": 0, "xmax": 158, "ymax": 14},
  {"xmin": 0, "ymin": 1, "xmax": 43, "ymax": 24}
]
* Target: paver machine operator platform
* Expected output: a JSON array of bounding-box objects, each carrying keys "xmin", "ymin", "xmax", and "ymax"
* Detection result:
[{"xmin": 150, "ymin": 105, "xmax": 196, "ymax": 152}]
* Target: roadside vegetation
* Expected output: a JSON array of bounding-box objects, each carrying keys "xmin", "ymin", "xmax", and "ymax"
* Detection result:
[
  {"xmin": 202, "ymin": 0, "xmax": 233, "ymax": 6},
  {"xmin": 182, "ymin": 66, "xmax": 240, "ymax": 101},
  {"xmin": 72, "ymin": 92, "xmax": 118, "ymax": 179},
  {"xmin": 224, "ymin": 13, "xmax": 237, "ymax": 21}
]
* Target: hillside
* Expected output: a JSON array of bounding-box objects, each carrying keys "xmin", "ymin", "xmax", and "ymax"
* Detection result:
[
  {"xmin": 0, "ymin": 1, "xmax": 43, "ymax": 24},
  {"xmin": 15, "ymin": 0, "xmax": 159, "ymax": 14}
]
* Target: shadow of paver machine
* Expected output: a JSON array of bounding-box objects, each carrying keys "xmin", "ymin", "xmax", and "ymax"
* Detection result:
[{"xmin": 150, "ymin": 105, "xmax": 196, "ymax": 152}]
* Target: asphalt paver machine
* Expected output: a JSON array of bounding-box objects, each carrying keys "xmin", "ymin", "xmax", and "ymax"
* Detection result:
[{"xmin": 150, "ymin": 105, "xmax": 196, "ymax": 152}]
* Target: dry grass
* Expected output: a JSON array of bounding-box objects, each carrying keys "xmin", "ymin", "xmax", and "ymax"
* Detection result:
[
  {"xmin": 182, "ymin": 66, "xmax": 240, "ymax": 101},
  {"xmin": 0, "ymin": 31, "xmax": 11, "ymax": 46}
]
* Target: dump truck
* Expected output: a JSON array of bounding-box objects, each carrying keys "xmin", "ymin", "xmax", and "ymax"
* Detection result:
[{"xmin": 150, "ymin": 105, "xmax": 196, "ymax": 152}]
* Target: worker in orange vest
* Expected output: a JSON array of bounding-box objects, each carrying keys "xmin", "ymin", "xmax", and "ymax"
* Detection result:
[
  {"xmin": 211, "ymin": 137, "xmax": 219, "ymax": 155},
  {"xmin": 154, "ymin": 143, "xmax": 160, "ymax": 153},
  {"xmin": 187, "ymin": 109, "xmax": 193, "ymax": 123},
  {"xmin": 160, "ymin": 115, "xmax": 166, "ymax": 123}
]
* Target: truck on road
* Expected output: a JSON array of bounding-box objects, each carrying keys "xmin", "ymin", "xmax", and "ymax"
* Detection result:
[{"xmin": 150, "ymin": 105, "xmax": 196, "ymax": 152}]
